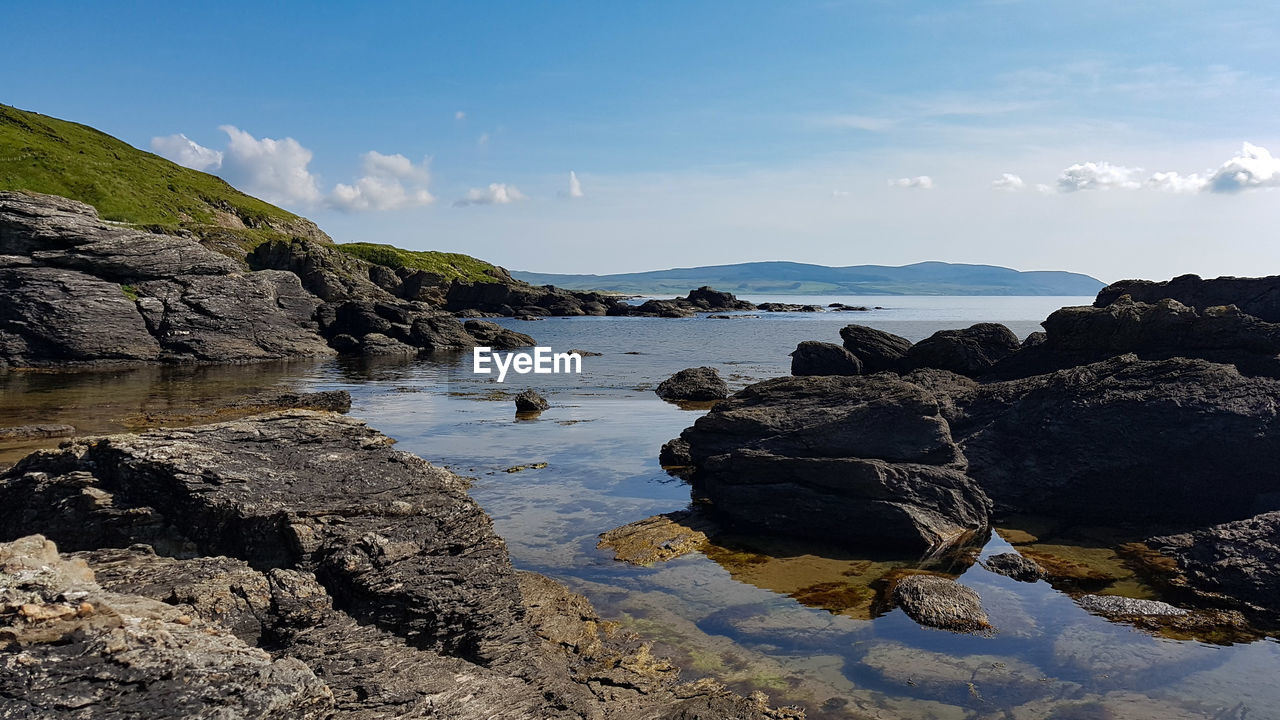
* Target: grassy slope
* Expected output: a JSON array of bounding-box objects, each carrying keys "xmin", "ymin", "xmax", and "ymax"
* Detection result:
[
  {"xmin": 337, "ymin": 242, "xmax": 502, "ymax": 284},
  {"xmin": 0, "ymin": 104, "xmax": 307, "ymax": 249}
]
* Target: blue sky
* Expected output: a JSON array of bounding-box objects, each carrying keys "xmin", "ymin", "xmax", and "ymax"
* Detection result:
[{"xmin": 5, "ymin": 1, "xmax": 1279, "ymax": 281}]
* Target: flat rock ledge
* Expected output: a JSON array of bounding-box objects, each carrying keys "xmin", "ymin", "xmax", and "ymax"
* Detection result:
[{"xmin": 0, "ymin": 411, "xmax": 800, "ymax": 720}]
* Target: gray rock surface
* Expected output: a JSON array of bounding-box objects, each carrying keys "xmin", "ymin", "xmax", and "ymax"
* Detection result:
[
  {"xmin": 1076, "ymin": 594, "xmax": 1188, "ymax": 618},
  {"xmin": 1097, "ymin": 273, "xmax": 1280, "ymax": 322},
  {"xmin": 789, "ymin": 340, "xmax": 862, "ymax": 376},
  {"xmin": 892, "ymin": 574, "xmax": 990, "ymax": 633},
  {"xmin": 0, "ymin": 535, "xmax": 335, "ymax": 719},
  {"xmin": 656, "ymin": 366, "xmax": 730, "ymax": 402}
]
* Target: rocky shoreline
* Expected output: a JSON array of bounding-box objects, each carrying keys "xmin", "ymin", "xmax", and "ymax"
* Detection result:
[
  {"xmin": 663, "ymin": 275, "xmax": 1280, "ymax": 635},
  {"xmin": 0, "ymin": 411, "xmax": 800, "ymax": 719}
]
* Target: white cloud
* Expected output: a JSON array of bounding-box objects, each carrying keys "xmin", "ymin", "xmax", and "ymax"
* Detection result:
[
  {"xmin": 816, "ymin": 114, "xmax": 896, "ymax": 132},
  {"xmin": 454, "ymin": 183, "xmax": 526, "ymax": 207},
  {"xmin": 455, "ymin": 111, "xmax": 466, "ymax": 121},
  {"xmin": 991, "ymin": 173, "xmax": 1025, "ymax": 191},
  {"xmin": 830, "ymin": 189, "xmax": 851, "ymax": 198},
  {"xmin": 889, "ymin": 176, "xmax": 934, "ymax": 189},
  {"xmin": 217, "ymin": 125, "xmax": 325, "ymax": 207},
  {"xmin": 1208, "ymin": 142, "xmax": 1280, "ymax": 192},
  {"xmin": 477, "ymin": 132, "xmax": 490, "ymax": 147},
  {"xmin": 566, "ymin": 171, "xmax": 584, "ymax": 199},
  {"xmin": 150, "ymin": 133, "xmax": 223, "ymax": 172},
  {"xmin": 330, "ymin": 151, "xmax": 434, "ymax": 211},
  {"xmin": 1056, "ymin": 161, "xmax": 1143, "ymax": 192},
  {"xmin": 1147, "ymin": 171, "xmax": 1208, "ymax": 194}
]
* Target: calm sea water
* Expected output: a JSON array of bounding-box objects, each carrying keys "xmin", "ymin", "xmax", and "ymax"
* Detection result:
[{"xmin": 4, "ymin": 296, "xmax": 1278, "ymax": 719}]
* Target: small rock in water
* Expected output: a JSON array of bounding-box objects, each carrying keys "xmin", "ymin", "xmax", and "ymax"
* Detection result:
[
  {"xmin": 0, "ymin": 424, "xmax": 76, "ymax": 441},
  {"xmin": 514, "ymin": 389, "xmax": 549, "ymax": 413},
  {"xmin": 655, "ymin": 367, "xmax": 729, "ymax": 401},
  {"xmin": 568, "ymin": 348, "xmax": 602, "ymax": 356},
  {"xmin": 597, "ymin": 511, "xmax": 713, "ymax": 565},
  {"xmin": 893, "ymin": 574, "xmax": 991, "ymax": 633},
  {"xmin": 981, "ymin": 552, "xmax": 1045, "ymax": 582}
]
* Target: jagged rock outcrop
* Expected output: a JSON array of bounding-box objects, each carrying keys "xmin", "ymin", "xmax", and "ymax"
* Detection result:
[
  {"xmin": 444, "ymin": 278, "xmax": 615, "ymax": 317},
  {"xmin": 655, "ymin": 367, "xmax": 730, "ymax": 402},
  {"xmin": 1097, "ymin": 273, "xmax": 1280, "ymax": 323},
  {"xmin": 839, "ymin": 324, "xmax": 913, "ymax": 374},
  {"xmin": 0, "ymin": 192, "xmax": 336, "ymax": 367},
  {"xmin": 675, "ymin": 374, "xmax": 991, "ymax": 552},
  {"xmin": 991, "ymin": 295, "xmax": 1280, "ymax": 379},
  {"xmin": 0, "ymin": 412, "xmax": 797, "ymax": 720},
  {"xmin": 789, "ymin": 340, "xmax": 862, "ymax": 376},
  {"xmin": 0, "ymin": 535, "xmax": 335, "ymax": 719}
]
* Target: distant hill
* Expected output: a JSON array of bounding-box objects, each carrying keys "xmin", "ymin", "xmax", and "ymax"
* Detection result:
[{"xmin": 512, "ymin": 261, "xmax": 1105, "ymax": 296}]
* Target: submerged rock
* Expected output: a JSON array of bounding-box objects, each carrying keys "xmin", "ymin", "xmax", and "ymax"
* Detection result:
[
  {"xmin": 981, "ymin": 552, "xmax": 1045, "ymax": 582},
  {"xmin": 1076, "ymin": 594, "xmax": 1187, "ymax": 618},
  {"xmin": 789, "ymin": 340, "xmax": 862, "ymax": 376},
  {"xmin": 892, "ymin": 574, "xmax": 990, "ymax": 633},
  {"xmin": 0, "ymin": 424, "xmax": 75, "ymax": 441},
  {"xmin": 656, "ymin": 366, "xmax": 730, "ymax": 401},
  {"xmin": 597, "ymin": 511, "xmax": 713, "ymax": 565}
]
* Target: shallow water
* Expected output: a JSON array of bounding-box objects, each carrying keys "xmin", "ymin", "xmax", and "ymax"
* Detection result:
[{"xmin": 4, "ymin": 296, "xmax": 1278, "ymax": 719}]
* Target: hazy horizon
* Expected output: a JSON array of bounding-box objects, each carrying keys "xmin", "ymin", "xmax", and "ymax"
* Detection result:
[{"xmin": 6, "ymin": 2, "xmax": 1278, "ymax": 283}]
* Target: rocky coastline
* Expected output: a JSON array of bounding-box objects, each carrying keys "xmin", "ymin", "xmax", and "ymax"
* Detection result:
[{"xmin": 664, "ymin": 275, "xmax": 1280, "ymax": 634}]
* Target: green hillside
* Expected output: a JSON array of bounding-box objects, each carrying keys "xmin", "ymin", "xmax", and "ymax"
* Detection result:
[
  {"xmin": 338, "ymin": 242, "xmax": 503, "ymax": 283},
  {"xmin": 0, "ymin": 103, "xmax": 319, "ymax": 250}
]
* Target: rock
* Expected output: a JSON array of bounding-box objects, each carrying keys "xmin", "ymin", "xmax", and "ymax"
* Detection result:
[
  {"xmin": 892, "ymin": 574, "xmax": 990, "ymax": 632},
  {"xmin": 789, "ymin": 340, "xmax": 862, "ymax": 376},
  {"xmin": 679, "ymin": 374, "xmax": 990, "ymax": 552},
  {"xmin": 463, "ymin": 319, "xmax": 535, "ymax": 350},
  {"xmin": 1076, "ymin": 594, "xmax": 1188, "ymax": 618},
  {"xmin": 902, "ymin": 322, "xmax": 1021, "ymax": 377},
  {"xmin": 444, "ymin": 278, "xmax": 618, "ymax": 318},
  {"xmin": 514, "ymin": 389, "xmax": 549, "ymax": 413},
  {"xmin": 567, "ymin": 348, "xmax": 601, "ymax": 356},
  {"xmin": 956, "ymin": 355, "xmax": 1280, "ymax": 524},
  {"xmin": 1148, "ymin": 511, "xmax": 1280, "ymax": 627},
  {"xmin": 0, "ymin": 535, "xmax": 335, "ymax": 719},
  {"xmin": 659, "ymin": 438, "xmax": 693, "ymax": 466},
  {"xmin": 655, "ymin": 367, "xmax": 730, "ymax": 401},
  {"xmin": 1097, "ymin": 273, "xmax": 1280, "ymax": 323},
  {"xmin": 828, "ymin": 303, "xmax": 869, "ymax": 312},
  {"xmin": 596, "ymin": 511, "xmax": 714, "ymax": 566},
  {"xmin": 838, "ymin": 325, "xmax": 913, "ymax": 373},
  {"xmin": 981, "ymin": 553, "xmax": 1045, "ymax": 582},
  {"xmin": 757, "ymin": 303, "xmax": 822, "ymax": 312},
  {"xmin": 359, "ymin": 332, "xmax": 418, "ymax": 357},
  {"xmin": 610, "ymin": 287, "xmax": 756, "ymax": 317},
  {"xmin": 0, "ymin": 424, "xmax": 75, "ymax": 442},
  {"xmin": 0, "ymin": 412, "xmax": 526, "ymax": 664},
  {"xmin": 995, "ymin": 295, "xmax": 1280, "ymax": 379}
]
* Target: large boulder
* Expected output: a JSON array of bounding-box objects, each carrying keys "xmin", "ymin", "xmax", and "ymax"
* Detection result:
[
  {"xmin": 678, "ymin": 374, "xmax": 990, "ymax": 552},
  {"xmin": 789, "ymin": 340, "xmax": 862, "ymax": 376},
  {"xmin": 902, "ymin": 322, "xmax": 1020, "ymax": 377},
  {"xmin": 655, "ymin": 367, "xmax": 730, "ymax": 401},
  {"xmin": 839, "ymin": 324, "xmax": 913, "ymax": 373}
]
